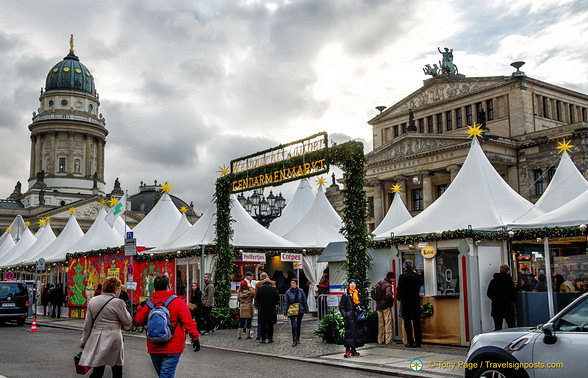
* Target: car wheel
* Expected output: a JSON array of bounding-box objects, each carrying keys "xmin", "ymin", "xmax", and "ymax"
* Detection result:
[{"xmin": 475, "ymin": 369, "xmax": 507, "ymax": 378}]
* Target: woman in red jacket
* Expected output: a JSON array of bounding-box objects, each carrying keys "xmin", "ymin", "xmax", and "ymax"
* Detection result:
[{"xmin": 135, "ymin": 274, "xmax": 200, "ymax": 377}]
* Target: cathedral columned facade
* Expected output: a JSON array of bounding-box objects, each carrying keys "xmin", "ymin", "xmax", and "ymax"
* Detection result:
[{"xmin": 365, "ymin": 57, "xmax": 588, "ymax": 232}]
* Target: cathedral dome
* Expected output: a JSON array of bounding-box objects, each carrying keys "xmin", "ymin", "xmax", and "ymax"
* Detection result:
[{"xmin": 45, "ymin": 47, "xmax": 95, "ymax": 95}]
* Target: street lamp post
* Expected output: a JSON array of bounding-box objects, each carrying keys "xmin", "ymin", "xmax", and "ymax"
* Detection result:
[{"xmin": 237, "ymin": 189, "xmax": 286, "ymax": 228}]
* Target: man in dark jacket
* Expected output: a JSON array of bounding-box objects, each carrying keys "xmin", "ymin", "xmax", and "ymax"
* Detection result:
[
  {"xmin": 487, "ymin": 264, "xmax": 516, "ymax": 330},
  {"xmin": 397, "ymin": 260, "xmax": 422, "ymax": 348},
  {"xmin": 373, "ymin": 271, "xmax": 395, "ymax": 344},
  {"xmin": 255, "ymin": 278, "xmax": 279, "ymax": 343},
  {"xmin": 200, "ymin": 273, "xmax": 218, "ymax": 334},
  {"xmin": 136, "ymin": 274, "xmax": 200, "ymax": 377}
]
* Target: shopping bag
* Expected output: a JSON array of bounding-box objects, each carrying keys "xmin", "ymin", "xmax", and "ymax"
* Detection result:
[{"xmin": 74, "ymin": 351, "xmax": 91, "ymax": 375}]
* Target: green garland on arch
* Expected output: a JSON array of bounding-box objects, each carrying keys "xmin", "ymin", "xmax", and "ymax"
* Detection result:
[{"xmin": 214, "ymin": 175, "xmax": 234, "ymax": 308}]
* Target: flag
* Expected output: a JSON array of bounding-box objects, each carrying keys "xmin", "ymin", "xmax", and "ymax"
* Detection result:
[{"xmin": 105, "ymin": 192, "xmax": 127, "ymax": 227}]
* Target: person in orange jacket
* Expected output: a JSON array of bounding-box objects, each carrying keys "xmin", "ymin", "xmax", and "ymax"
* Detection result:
[{"xmin": 135, "ymin": 274, "xmax": 200, "ymax": 377}]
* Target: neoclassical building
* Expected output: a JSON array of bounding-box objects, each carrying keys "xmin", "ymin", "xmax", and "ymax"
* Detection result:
[{"xmin": 365, "ymin": 57, "xmax": 588, "ymax": 232}]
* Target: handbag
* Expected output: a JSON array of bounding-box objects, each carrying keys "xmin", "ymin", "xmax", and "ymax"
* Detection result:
[
  {"xmin": 74, "ymin": 351, "xmax": 91, "ymax": 375},
  {"xmin": 287, "ymin": 303, "xmax": 300, "ymax": 316},
  {"xmin": 355, "ymin": 304, "xmax": 367, "ymax": 321}
]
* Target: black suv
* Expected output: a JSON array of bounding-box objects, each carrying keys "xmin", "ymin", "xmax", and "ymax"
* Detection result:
[{"xmin": 0, "ymin": 281, "xmax": 31, "ymax": 325}]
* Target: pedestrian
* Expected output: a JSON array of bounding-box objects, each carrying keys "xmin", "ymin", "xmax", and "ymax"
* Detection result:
[
  {"xmin": 317, "ymin": 268, "xmax": 329, "ymax": 295},
  {"xmin": 94, "ymin": 284, "xmax": 102, "ymax": 297},
  {"xmin": 188, "ymin": 282, "xmax": 202, "ymax": 324},
  {"xmin": 534, "ymin": 272, "xmax": 547, "ymax": 292},
  {"xmin": 487, "ymin": 264, "xmax": 516, "ymax": 330},
  {"xmin": 79, "ymin": 277, "xmax": 132, "ymax": 378},
  {"xmin": 397, "ymin": 260, "xmax": 422, "ymax": 348},
  {"xmin": 372, "ymin": 271, "xmax": 395, "ymax": 344},
  {"xmin": 237, "ymin": 279, "xmax": 254, "ymax": 339},
  {"xmin": 254, "ymin": 272, "xmax": 274, "ymax": 340},
  {"xmin": 283, "ymin": 278, "xmax": 309, "ymax": 347},
  {"xmin": 53, "ymin": 283, "xmax": 65, "ymax": 318},
  {"xmin": 243, "ymin": 271, "xmax": 254, "ymax": 288},
  {"xmin": 135, "ymin": 274, "xmax": 200, "ymax": 378},
  {"xmin": 48, "ymin": 284, "xmax": 58, "ymax": 318},
  {"xmin": 338, "ymin": 279, "xmax": 365, "ymax": 357},
  {"xmin": 41, "ymin": 283, "xmax": 50, "ymax": 316},
  {"xmin": 200, "ymin": 273, "xmax": 218, "ymax": 334},
  {"xmin": 255, "ymin": 276, "xmax": 279, "ymax": 343},
  {"xmin": 119, "ymin": 286, "xmax": 130, "ymax": 309}
]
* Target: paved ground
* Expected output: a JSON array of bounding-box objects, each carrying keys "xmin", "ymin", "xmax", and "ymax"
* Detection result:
[{"xmin": 27, "ymin": 315, "xmax": 469, "ymax": 377}]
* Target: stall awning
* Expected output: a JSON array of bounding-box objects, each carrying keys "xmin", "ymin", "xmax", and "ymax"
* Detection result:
[{"xmin": 318, "ymin": 241, "xmax": 347, "ymax": 262}]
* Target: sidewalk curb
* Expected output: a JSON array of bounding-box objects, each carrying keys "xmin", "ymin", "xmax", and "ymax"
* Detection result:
[{"xmin": 30, "ymin": 319, "xmax": 454, "ymax": 378}]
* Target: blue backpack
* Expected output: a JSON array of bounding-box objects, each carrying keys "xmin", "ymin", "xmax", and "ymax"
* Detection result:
[{"xmin": 146, "ymin": 295, "xmax": 178, "ymax": 345}]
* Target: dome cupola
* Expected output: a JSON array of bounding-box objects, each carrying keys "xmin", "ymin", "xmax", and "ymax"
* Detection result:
[{"xmin": 45, "ymin": 35, "xmax": 95, "ymax": 95}]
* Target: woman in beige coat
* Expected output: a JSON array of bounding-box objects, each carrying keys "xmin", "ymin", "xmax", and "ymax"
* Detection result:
[
  {"xmin": 80, "ymin": 277, "xmax": 132, "ymax": 378},
  {"xmin": 237, "ymin": 280, "xmax": 254, "ymax": 339}
]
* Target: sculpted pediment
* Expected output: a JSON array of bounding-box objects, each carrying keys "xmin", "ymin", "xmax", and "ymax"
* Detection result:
[
  {"xmin": 367, "ymin": 137, "xmax": 465, "ymax": 165},
  {"xmin": 382, "ymin": 78, "xmax": 506, "ymax": 119},
  {"xmin": 43, "ymin": 200, "xmax": 103, "ymax": 220}
]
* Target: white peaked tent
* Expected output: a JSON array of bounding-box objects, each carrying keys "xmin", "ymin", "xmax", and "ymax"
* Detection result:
[
  {"xmin": 10, "ymin": 224, "xmax": 57, "ymax": 266},
  {"xmin": 39, "ymin": 214, "xmax": 85, "ymax": 262},
  {"xmin": 8, "ymin": 215, "xmax": 27, "ymax": 242},
  {"xmin": 0, "ymin": 231, "xmax": 15, "ymax": 258},
  {"xmin": 283, "ymin": 187, "xmax": 345, "ymax": 248},
  {"xmin": 160, "ymin": 213, "xmax": 192, "ymax": 247},
  {"xmin": 268, "ymin": 179, "xmax": 315, "ymax": 236},
  {"xmin": 372, "ymin": 192, "xmax": 413, "ymax": 236},
  {"xmin": 151, "ymin": 195, "xmax": 298, "ymax": 252},
  {"xmin": 0, "ymin": 226, "xmax": 36, "ymax": 267},
  {"xmin": 68, "ymin": 208, "xmax": 122, "ymax": 252},
  {"xmin": 133, "ymin": 192, "xmax": 182, "ymax": 247},
  {"xmin": 511, "ymin": 189, "xmax": 588, "ymax": 228},
  {"xmin": 377, "ymin": 137, "xmax": 535, "ymax": 238},
  {"xmin": 114, "ymin": 215, "xmax": 131, "ymax": 238}
]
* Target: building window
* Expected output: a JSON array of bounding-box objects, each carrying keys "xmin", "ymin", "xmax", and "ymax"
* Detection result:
[
  {"xmin": 583, "ymin": 108, "xmax": 587, "ymax": 122},
  {"xmin": 569, "ymin": 104, "xmax": 574, "ymax": 123},
  {"xmin": 556, "ymin": 101, "xmax": 562, "ymax": 121},
  {"xmin": 427, "ymin": 116, "xmax": 434, "ymax": 133},
  {"xmin": 412, "ymin": 189, "xmax": 423, "ymax": 211},
  {"xmin": 393, "ymin": 125, "xmax": 399, "ymax": 138},
  {"xmin": 465, "ymin": 105, "xmax": 472, "ymax": 125},
  {"xmin": 401, "ymin": 123, "xmax": 407, "ymax": 134},
  {"xmin": 48, "ymin": 100, "xmax": 54, "ymax": 107},
  {"xmin": 61, "ymin": 99, "xmax": 68, "ymax": 106},
  {"xmin": 546, "ymin": 167, "xmax": 556, "ymax": 184},
  {"xmin": 436, "ymin": 250, "xmax": 460, "ymax": 296},
  {"xmin": 368, "ymin": 197, "xmax": 374, "ymax": 217},
  {"xmin": 534, "ymin": 169, "xmax": 544, "ymax": 196},
  {"xmin": 486, "ymin": 99, "xmax": 494, "ymax": 120},
  {"xmin": 543, "ymin": 97, "xmax": 550, "ymax": 119},
  {"xmin": 456, "ymin": 108, "xmax": 463, "ymax": 128},
  {"xmin": 436, "ymin": 113, "xmax": 443, "ymax": 133},
  {"xmin": 445, "ymin": 111, "xmax": 452, "ymax": 130},
  {"xmin": 59, "ymin": 157, "xmax": 66, "ymax": 173},
  {"xmin": 437, "ymin": 184, "xmax": 448, "ymax": 198},
  {"xmin": 418, "ymin": 118, "xmax": 424, "ymax": 133},
  {"xmin": 476, "ymin": 102, "xmax": 483, "ymax": 119}
]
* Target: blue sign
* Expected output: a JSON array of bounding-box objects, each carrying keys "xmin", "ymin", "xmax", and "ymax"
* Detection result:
[{"xmin": 126, "ymin": 231, "xmax": 134, "ymax": 240}]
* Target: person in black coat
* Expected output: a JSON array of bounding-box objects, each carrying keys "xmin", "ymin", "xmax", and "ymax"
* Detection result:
[
  {"xmin": 41, "ymin": 283, "xmax": 50, "ymax": 316},
  {"xmin": 255, "ymin": 278, "xmax": 280, "ymax": 343},
  {"xmin": 189, "ymin": 282, "xmax": 203, "ymax": 325},
  {"xmin": 397, "ymin": 260, "xmax": 423, "ymax": 348},
  {"xmin": 338, "ymin": 279, "xmax": 365, "ymax": 358},
  {"xmin": 487, "ymin": 264, "xmax": 516, "ymax": 330}
]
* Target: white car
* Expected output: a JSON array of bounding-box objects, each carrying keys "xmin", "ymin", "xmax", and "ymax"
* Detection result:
[{"xmin": 465, "ymin": 292, "xmax": 588, "ymax": 378}]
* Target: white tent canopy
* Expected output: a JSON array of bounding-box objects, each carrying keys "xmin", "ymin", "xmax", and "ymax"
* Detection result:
[
  {"xmin": 133, "ymin": 192, "xmax": 182, "ymax": 247},
  {"xmin": 268, "ymin": 179, "xmax": 315, "ymax": 236},
  {"xmin": 0, "ymin": 231, "xmax": 15, "ymax": 258},
  {"xmin": 39, "ymin": 214, "xmax": 85, "ymax": 262},
  {"xmin": 8, "ymin": 215, "xmax": 27, "ymax": 242},
  {"xmin": 510, "ymin": 189, "xmax": 588, "ymax": 229},
  {"xmin": 0, "ymin": 226, "xmax": 36, "ymax": 267},
  {"xmin": 160, "ymin": 212, "xmax": 192, "ymax": 247},
  {"xmin": 67, "ymin": 208, "xmax": 122, "ymax": 252},
  {"xmin": 283, "ymin": 187, "xmax": 345, "ymax": 248},
  {"xmin": 114, "ymin": 214, "xmax": 131, "ymax": 238},
  {"xmin": 372, "ymin": 192, "xmax": 413, "ymax": 236},
  {"xmin": 378, "ymin": 137, "xmax": 534, "ymax": 238},
  {"xmin": 150, "ymin": 195, "xmax": 298, "ymax": 252},
  {"xmin": 9, "ymin": 224, "xmax": 57, "ymax": 266}
]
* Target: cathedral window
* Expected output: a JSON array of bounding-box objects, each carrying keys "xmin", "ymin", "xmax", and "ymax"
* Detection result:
[
  {"xmin": 427, "ymin": 116, "xmax": 433, "ymax": 133},
  {"xmin": 534, "ymin": 169, "xmax": 544, "ymax": 196},
  {"xmin": 486, "ymin": 99, "xmax": 494, "ymax": 120},
  {"xmin": 401, "ymin": 123, "xmax": 407, "ymax": 134},
  {"xmin": 61, "ymin": 99, "xmax": 68, "ymax": 106},
  {"xmin": 455, "ymin": 108, "xmax": 463, "ymax": 128},
  {"xmin": 412, "ymin": 189, "xmax": 423, "ymax": 211},
  {"xmin": 445, "ymin": 111, "xmax": 452, "ymax": 130},
  {"xmin": 393, "ymin": 125, "xmax": 399, "ymax": 138},
  {"xmin": 465, "ymin": 105, "xmax": 472, "ymax": 125},
  {"xmin": 436, "ymin": 113, "xmax": 443, "ymax": 133},
  {"xmin": 418, "ymin": 118, "xmax": 424, "ymax": 133},
  {"xmin": 542, "ymin": 97, "xmax": 550, "ymax": 119},
  {"xmin": 59, "ymin": 157, "xmax": 66, "ymax": 173}
]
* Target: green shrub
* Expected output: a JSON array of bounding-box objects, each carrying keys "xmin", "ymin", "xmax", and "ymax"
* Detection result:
[
  {"xmin": 211, "ymin": 307, "xmax": 239, "ymax": 329},
  {"xmin": 314, "ymin": 309, "xmax": 345, "ymax": 344}
]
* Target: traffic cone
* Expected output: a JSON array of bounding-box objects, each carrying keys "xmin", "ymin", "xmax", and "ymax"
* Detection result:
[{"xmin": 29, "ymin": 317, "xmax": 38, "ymax": 333}]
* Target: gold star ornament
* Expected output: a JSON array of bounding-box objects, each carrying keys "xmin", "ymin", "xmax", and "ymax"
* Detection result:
[
  {"xmin": 39, "ymin": 219, "xmax": 46, "ymax": 227},
  {"xmin": 99, "ymin": 198, "xmax": 107, "ymax": 206},
  {"xmin": 24, "ymin": 221, "xmax": 30, "ymax": 227},
  {"xmin": 391, "ymin": 184, "xmax": 401, "ymax": 193},
  {"xmin": 466, "ymin": 122, "xmax": 484, "ymax": 138},
  {"xmin": 161, "ymin": 182, "xmax": 173, "ymax": 193},
  {"xmin": 316, "ymin": 176, "xmax": 326, "ymax": 187},
  {"xmin": 556, "ymin": 138, "xmax": 574, "ymax": 153},
  {"xmin": 109, "ymin": 197, "xmax": 119, "ymax": 207},
  {"xmin": 44, "ymin": 217, "xmax": 51, "ymax": 223},
  {"xmin": 218, "ymin": 165, "xmax": 230, "ymax": 176},
  {"xmin": 69, "ymin": 207, "xmax": 77, "ymax": 214},
  {"xmin": 180, "ymin": 206, "xmax": 188, "ymax": 213},
  {"xmin": 6, "ymin": 227, "xmax": 12, "ymax": 232}
]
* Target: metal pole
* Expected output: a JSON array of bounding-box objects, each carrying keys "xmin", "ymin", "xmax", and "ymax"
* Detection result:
[
  {"xmin": 126, "ymin": 190, "xmax": 133, "ymax": 316},
  {"xmin": 200, "ymin": 245, "xmax": 205, "ymax": 289},
  {"xmin": 543, "ymin": 237, "xmax": 555, "ymax": 319}
]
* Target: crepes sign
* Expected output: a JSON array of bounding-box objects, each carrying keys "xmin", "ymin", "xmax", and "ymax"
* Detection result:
[{"xmin": 280, "ymin": 252, "xmax": 302, "ymax": 263}]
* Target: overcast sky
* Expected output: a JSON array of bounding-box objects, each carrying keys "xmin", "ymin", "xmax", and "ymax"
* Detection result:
[{"xmin": 1, "ymin": 0, "xmax": 587, "ymax": 215}]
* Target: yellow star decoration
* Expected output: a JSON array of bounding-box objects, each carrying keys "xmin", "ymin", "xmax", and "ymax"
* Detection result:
[
  {"xmin": 556, "ymin": 138, "xmax": 574, "ymax": 153},
  {"xmin": 69, "ymin": 207, "xmax": 77, "ymax": 215},
  {"xmin": 109, "ymin": 197, "xmax": 119, "ymax": 207},
  {"xmin": 24, "ymin": 221, "xmax": 30, "ymax": 227},
  {"xmin": 44, "ymin": 217, "xmax": 51, "ymax": 223},
  {"xmin": 391, "ymin": 184, "xmax": 402, "ymax": 193},
  {"xmin": 161, "ymin": 182, "xmax": 173, "ymax": 193},
  {"xmin": 39, "ymin": 219, "xmax": 46, "ymax": 227},
  {"xmin": 99, "ymin": 198, "xmax": 107, "ymax": 206},
  {"xmin": 316, "ymin": 176, "xmax": 326, "ymax": 187},
  {"xmin": 179, "ymin": 206, "xmax": 188, "ymax": 213},
  {"xmin": 6, "ymin": 227, "xmax": 12, "ymax": 232},
  {"xmin": 218, "ymin": 165, "xmax": 230, "ymax": 176},
  {"xmin": 466, "ymin": 122, "xmax": 484, "ymax": 138}
]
